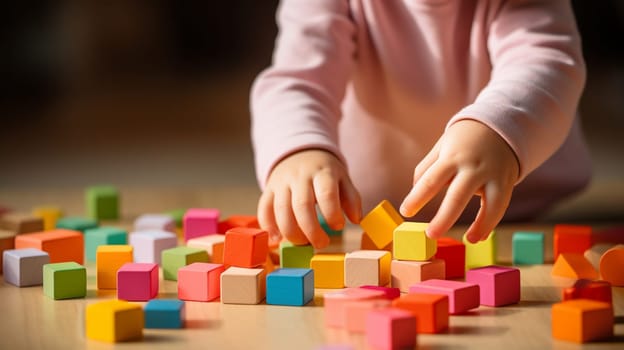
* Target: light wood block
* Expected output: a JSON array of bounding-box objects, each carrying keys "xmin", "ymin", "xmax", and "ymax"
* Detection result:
[
  {"xmin": 96, "ymin": 245, "xmax": 133, "ymax": 289},
  {"xmin": 344, "ymin": 250, "xmax": 392, "ymax": 287},
  {"xmin": 584, "ymin": 243, "xmax": 615, "ymax": 270},
  {"xmin": 551, "ymin": 299, "xmax": 613, "ymax": 343},
  {"xmin": 0, "ymin": 212, "xmax": 44, "ymax": 234},
  {"xmin": 466, "ymin": 265, "xmax": 520, "ymax": 307},
  {"xmin": 393, "ymin": 222, "xmax": 436, "ymax": 261},
  {"xmin": 434, "ymin": 237, "xmax": 465, "ymax": 279},
  {"xmin": 117, "ymin": 262, "xmax": 159, "ymax": 301},
  {"xmin": 55, "ymin": 216, "xmax": 98, "ymax": 232},
  {"xmin": 280, "ymin": 241, "xmax": 314, "ymax": 268},
  {"xmin": 323, "ymin": 287, "xmax": 386, "ymax": 328},
  {"xmin": 552, "ymin": 253, "xmax": 599, "ymax": 280},
  {"xmin": 134, "ymin": 214, "xmax": 176, "ymax": 233},
  {"xmin": 84, "ymin": 226, "xmax": 127, "ymax": 262},
  {"xmin": 463, "ymin": 231, "xmax": 496, "ymax": 270},
  {"xmin": 187, "ymin": 234, "xmax": 226, "ymax": 264},
  {"xmin": 43, "ymin": 262, "xmax": 86, "ymax": 299},
  {"xmin": 129, "ymin": 230, "xmax": 177, "ymax": 265},
  {"xmin": 409, "ymin": 279, "xmax": 480, "ymax": 315},
  {"xmin": 220, "ymin": 266, "xmax": 266, "ymax": 304},
  {"xmin": 2, "ymin": 248, "xmax": 50, "ymax": 286},
  {"xmin": 85, "ymin": 300, "xmax": 143, "ymax": 343},
  {"xmin": 178, "ymin": 262, "xmax": 225, "ymax": 302},
  {"xmin": 310, "ymin": 253, "xmax": 345, "ymax": 289},
  {"xmin": 161, "ymin": 246, "xmax": 209, "ymax": 281},
  {"xmin": 366, "ymin": 308, "xmax": 417, "ymax": 350},
  {"xmin": 32, "ymin": 206, "xmax": 63, "ymax": 231},
  {"xmin": 390, "ymin": 259, "xmax": 445, "ymax": 292},
  {"xmin": 15, "ymin": 229, "xmax": 84, "ymax": 264},
  {"xmin": 360, "ymin": 231, "xmax": 392, "ymax": 252},
  {"xmin": 0, "ymin": 230, "xmax": 16, "ymax": 272},
  {"xmin": 144, "ymin": 299, "xmax": 185, "ymax": 329},
  {"xmin": 563, "ymin": 279, "xmax": 612, "ymax": 304},
  {"xmin": 217, "ymin": 215, "xmax": 259, "ymax": 234},
  {"xmin": 359, "ymin": 200, "xmax": 403, "ymax": 249},
  {"xmin": 359, "ymin": 286, "xmax": 401, "ymax": 300},
  {"xmin": 344, "ymin": 299, "xmax": 391, "ymax": 333},
  {"xmin": 554, "ymin": 224, "xmax": 592, "ymax": 261},
  {"xmin": 599, "ymin": 245, "xmax": 624, "ymax": 286},
  {"xmin": 512, "ymin": 231, "xmax": 544, "ymax": 265},
  {"xmin": 183, "ymin": 208, "xmax": 220, "ymax": 242},
  {"xmin": 266, "ymin": 268, "xmax": 314, "ymax": 306},
  {"xmin": 223, "ymin": 227, "xmax": 268, "ymax": 268},
  {"xmin": 392, "ymin": 293, "xmax": 449, "ymax": 334},
  {"xmin": 86, "ymin": 185, "xmax": 119, "ymax": 220}
]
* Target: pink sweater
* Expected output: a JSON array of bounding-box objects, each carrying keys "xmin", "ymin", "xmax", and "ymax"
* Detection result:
[{"xmin": 251, "ymin": 0, "xmax": 590, "ymax": 221}]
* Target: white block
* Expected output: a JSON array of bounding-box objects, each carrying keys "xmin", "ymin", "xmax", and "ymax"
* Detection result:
[
  {"xmin": 3, "ymin": 248, "xmax": 50, "ymax": 287},
  {"xmin": 134, "ymin": 214, "xmax": 176, "ymax": 233},
  {"xmin": 129, "ymin": 230, "xmax": 178, "ymax": 265}
]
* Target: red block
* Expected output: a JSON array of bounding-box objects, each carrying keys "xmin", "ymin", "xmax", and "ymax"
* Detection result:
[
  {"xmin": 554, "ymin": 224, "xmax": 592, "ymax": 261},
  {"xmin": 117, "ymin": 263, "xmax": 159, "ymax": 301},
  {"xmin": 360, "ymin": 285, "xmax": 401, "ymax": 300},
  {"xmin": 392, "ymin": 293, "xmax": 449, "ymax": 334},
  {"xmin": 563, "ymin": 279, "xmax": 612, "ymax": 304},
  {"xmin": 223, "ymin": 228, "xmax": 268, "ymax": 268},
  {"xmin": 217, "ymin": 215, "xmax": 259, "ymax": 234},
  {"xmin": 178, "ymin": 262, "xmax": 225, "ymax": 302},
  {"xmin": 435, "ymin": 237, "xmax": 465, "ymax": 279},
  {"xmin": 366, "ymin": 308, "xmax": 416, "ymax": 350},
  {"xmin": 15, "ymin": 229, "xmax": 84, "ymax": 264}
]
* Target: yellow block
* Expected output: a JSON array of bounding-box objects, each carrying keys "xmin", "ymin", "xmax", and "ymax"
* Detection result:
[
  {"xmin": 96, "ymin": 245, "xmax": 133, "ymax": 289},
  {"xmin": 463, "ymin": 231, "xmax": 496, "ymax": 270},
  {"xmin": 360, "ymin": 200, "xmax": 404, "ymax": 249},
  {"xmin": 86, "ymin": 300, "xmax": 143, "ymax": 343},
  {"xmin": 310, "ymin": 253, "xmax": 346, "ymax": 289},
  {"xmin": 32, "ymin": 206, "xmax": 63, "ymax": 231},
  {"xmin": 393, "ymin": 222, "xmax": 436, "ymax": 261}
]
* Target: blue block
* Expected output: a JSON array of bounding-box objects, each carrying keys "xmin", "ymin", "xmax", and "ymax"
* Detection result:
[
  {"xmin": 266, "ymin": 268, "xmax": 314, "ymax": 306},
  {"xmin": 84, "ymin": 227, "xmax": 127, "ymax": 262},
  {"xmin": 512, "ymin": 232, "xmax": 545, "ymax": 265},
  {"xmin": 144, "ymin": 299, "xmax": 185, "ymax": 329},
  {"xmin": 318, "ymin": 211, "xmax": 343, "ymax": 236}
]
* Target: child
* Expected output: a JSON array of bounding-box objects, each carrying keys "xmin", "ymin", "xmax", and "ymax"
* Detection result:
[{"xmin": 250, "ymin": 0, "xmax": 590, "ymax": 249}]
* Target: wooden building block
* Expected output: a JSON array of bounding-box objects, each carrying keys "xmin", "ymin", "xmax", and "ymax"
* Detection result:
[
  {"xmin": 86, "ymin": 185, "xmax": 119, "ymax": 220},
  {"xmin": 0, "ymin": 212, "xmax": 44, "ymax": 234},
  {"xmin": 584, "ymin": 243, "xmax": 615, "ymax": 271},
  {"xmin": 393, "ymin": 222, "xmax": 436, "ymax": 261},
  {"xmin": 144, "ymin": 299, "xmax": 185, "ymax": 329},
  {"xmin": 551, "ymin": 299, "xmax": 613, "ymax": 343},
  {"xmin": 563, "ymin": 279, "xmax": 612, "ymax": 304},
  {"xmin": 392, "ymin": 293, "xmax": 449, "ymax": 334},
  {"xmin": 360, "ymin": 231, "xmax": 392, "ymax": 252},
  {"xmin": 178, "ymin": 262, "xmax": 224, "ymax": 302},
  {"xmin": 134, "ymin": 214, "xmax": 176, "ymax": 233},
  {"xmin": 390, "ymin": 259, "xmax": 445, "ymax": 292},
  {"xmin": 223, "ymin": 227, "xmax": 268, "ymax": 268},
  {"xmin": 266, "ymin": 268, "xmax": 314, "ymax": 306},
  {"xmin": 183, "ymin": 208, "xmax": 220, "ymax": 241},
  {"xmin": 0, "ymin": 230, "xmax": 16, "ymax": 273},
  {"xmin": 554, "ymin": 224, "xmax": 592, "ymax": 261},
  {"xmin": 463, "ymin": 231, "xmax": 496, "ymax": 270},
  {"xmin": 187, "ymin": 234, "xmax": 226, "ymax": 263},
  {"xmin": 165, "ymin": 208, "xmax": 186, "ymax": 229},
  {"xmin": 466, "ymin": 265, "xmax": 520, "ymax": 307},
  {"xmin": 220, "ymin": 266, "xmax": 266, "ymax": 304},
  {"xmin": 344, "ymin": 299, "xmax": 391, "ymax": 333},
  {"xmin": 366, "ymin": 308, "xmax": 417, "ymax": 350},
  {"xmin": 55, "ymin": 216, "xmax": 98, "ymax": 232},
  {"xmin": 129, "ymin": 230, "xmax": 177, "ymax": 265},
  {"xmin": 323, "ymin": 287, "xmax": 386, "ymax": 328},
  {"xmin": 85, "ymin": 300, "xmax": 143, "ymax": 343},
  {"xmin": 512, "ymin": 231, "xmax": 545, "ymax": 265},
  {"xmin": 43, "ymin": 262, "xmax": 86, "ymax": 299},
  {"xmin": 217, "ymin": 215, "xmax": 259, "ymax": 233},
  {"xmin": 359, "ymin": 200, "xmax": 403, "ymax": 249},
  {"xmin": 408, "ymin": 279, "xmax": 480, "ymax": 314},
  {"xmin": 2, "ymin": 248, "xmax": 50, "ymax": 286},
  {"xmin": 552, "ymin": 253, "xmax": 599, "ymax": 280},
  {"xmin": 318, "ymin": 211, "xmax": 343, "ymax": 236},
  {"xmin": 96, "ymin": 245, "xmax": 133, "ymax": 289},
  {"xmin": 344, "ymin": 250, "xmax": 391, "ymax": 287},
  {"xmin": 360, "ymin": 285, "xmax": 401, "ymax": 300},
  {"xmin": 84, "ymin": 226, "xmax": 127, "ymax": 262},
  {"xmin": 280, "ymin": 241, "xmax": 314, "ymax": 268},
  {"xmin": 161, "ymin": 246, "xmax": 209, "ymax": 281},
  {"xmin": 32, "ymin": 206, "xmax": 63, "ymax": 231},
  {"xmin": 599, "ymin": 245, "xmax": 624, "ymax": 286},
  {"xmin": 117, "ymin": 263, "xmax": 159, "ymax": 301},
  {"xmin": 15, "ymin": 229, "xmax": 84, "ymax": 264},
  {"xmin": 434, "ymin": 237, "xmax": 465, "ymax": 279},
  {"xmin": 310, "ymin": 253, "xmax": 345, "ymax": 289}
]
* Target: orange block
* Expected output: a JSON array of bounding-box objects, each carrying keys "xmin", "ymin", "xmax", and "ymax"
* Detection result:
[
  {"xmin": 0, "ymin": 230, "xmax": 16, "ymax": 272},
  {"xmin": 218, "ymin": 215, "xmax": 259, "ymax": 233},
  {"xmin": 599, "ymin": 245, "xmax": 624, "ymax": 286},
  {"xmin": 553, "ymin": 224, "xmax": 592, "ymax": 260},
  {"xmin": 390, "ymin": 259, "xmax": 445, "ymax": 292},
  {"xmin": 223, "ymin": 228, "xmax": 268, "ymax": 268},
  {"xmin": 551, "ymin": 253, "xmax": 598, "ymax": 279},
  {"xmin": 97, "ymin": 245, "xmax": 134, "ymax": 289},
  {"xmin": 360, "ymin": 231, "xmax": 392, "ymax": 252},
  {"xmin": 392, "ymin": 293, "xmax": 449, "ymax": 334},
  {"xmin": 552, "ymin": 299, "xmax": 613, "ymax": 343},
  {"xmin": 15, "ymin": 229, "xmax": 84, "ymax": 264}
]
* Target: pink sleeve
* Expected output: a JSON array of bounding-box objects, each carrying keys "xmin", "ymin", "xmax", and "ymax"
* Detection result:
[
  {"xmin": 447, "ymin": 0, "xmax": 586, "ymax": 181},
  {"xmin": 250, "ymin": 0, "xmax": 355, "ymax": 188}
]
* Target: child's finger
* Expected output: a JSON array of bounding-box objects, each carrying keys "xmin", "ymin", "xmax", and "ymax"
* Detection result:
[
  {"xmin": 340, "ymin": 177, "xmax": 362, "ymax": 224},
  {"xmin": 257, "ymin": 191, "xmax": 281, "ymax": 243},
  {"xmin": 465, "ymin": 182, "xmax": 511, "ymax": 242},
  {"xmin": 274, "ymin": 187, "xmax": 309, "ymax": 245},
  {"xmin": 313, "ymin": 172, "xmax": 344, "ymax": 230},
  {"xmin": 292, "ymin": 180, "xmax": 330, "ymax": 248},
  {"xmin": 400, "ymin": 161, "xmax": 455, "ymax": 217},
  {"xmin": 426, "ymin": 173, "xmax": 480, "ymax": 238},
  {"xmin": 412, "ymin": 139, "xmax": 442, "ymax": 185}
]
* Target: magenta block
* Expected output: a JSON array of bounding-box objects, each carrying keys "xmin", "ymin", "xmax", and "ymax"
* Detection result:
[
  {"xmin": 177, "ymin": 262, "xmax": 225, "ymax": 302},
  {"xmin": 366, "ymin": 308, "xmax": 417, "ymax": 350},
  {"xmin": 465, "ymin": 265, "xmax": 520, "ymax": 307},
  {"xmin": 360, "ymin": 285, "xmax": 401, "ymax": 300},
  {"xmin": 129, "ymin": 230, "xmax": 178, "ymax": 265},
  {"xmin": 183, "ymin": 208, "xmax": 220, "ymax": 242},
  {"xmin": 408, "ymin": 279, "xmax": 480, "ymax": 314},
  {"xmin": 117, "ymin": 263, "xmax": 159, "ymax": 301}
]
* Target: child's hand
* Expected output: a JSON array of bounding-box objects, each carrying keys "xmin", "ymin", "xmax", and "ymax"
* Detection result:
[
  {"xmin": 258, "ymin": 149, "xmax": 362, "ymax": 249},
  {"xmin": 400, "ymin": 120, "xmax": 519, "ymax": 243}
]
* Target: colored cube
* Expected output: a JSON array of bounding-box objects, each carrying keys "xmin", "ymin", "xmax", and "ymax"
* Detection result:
[
  {"xmin": 32, "ymin": 206, "xmax": 63, "ymax": 231},
  {"xmin": 344, "ymin": 298, "xmax": 391, "ymax": 333},
  {"xmin": 344, "ymin": 250, "xmax": 391, "ymax": 287},
  {"xmin": 280, "ymin": 241, "xmax": 314, "ymax": 268},
  {"xmin": 56, "ymin": 217, "xmax": 98, "ymax": 232},
  {"xmin": 84, "ymin": 226, "xmax": 127, "ymax": 262},
  {"xmin": 187, "ymin": 234, "xmax": 226, "ymax": 264},
  {"xmin": 117, "ymin": 263, "xmax": 159, "ymax": 301},
  {"xmin": 223, "ymin": 227, "xmax": 268, "ymax": 268},
  {"xmin": 512, "ymin": 232, "xmax": 544, "ymax": 265},
  {"xmin": 552, "ymin": 253, "xmax": 598, "ymax": 279},
  {"xmin": 360, "ymin": 285, "xmax": 401, "ymax": 300},
  {"xmin": 359, "ymin": 200, "xmax": 403, "ymax": 249},
  {"xmin": 3, "ymin": 248, "xmax": 50, "ymax": 286},
  {"xmin": 552, "ymin": 299, "xmax": 613, "ymax": 343},
  {"xmin": 134, "ymin": 214, "xmax": 176, "ymax": 233},
  {"xmin": 86, "ymin": 185, "xmax": 119, "ymax": 220},
  {"xmin": 161, "ymin": 246, "xmax": 209, "ymax": 281},
  {"xmin": 393, "ymin": 221, "xmax": 436, "ymax": 261},
  {"xmin": 85, "ymin": 300, "xmax": 143, "ymax": 343},
  {"xmin": 434, "ymin": 237, "xmax": 465, "ymax": 279},
  {"xmin": 266, "ymin": 268, "xmax": 314, "ymax": 306},
  {"xmin": 392, "ymin": 293, "xmax": 449, "ymax": 334},
  {"xmin": 463, "ymin": 231, "xmax": 496, "ymax": 270},
  {"xmin": 43, "ymin": 262, "xmax": 86, "ymax": 299},
  {"xmin": 220, "ymin": 266, "xmax": 266, "ymax": 304},
  {"xmin": 144, "ymin": 299, "xmax": 185, "ymax": 329},
  {"xmin": 599, "ymin": 245, "xmax": 624, "ymax": 286},
  {"xmin": 183, "ymin": 208, "xmax": 220, "ymax": 241},
  {"xmin": 96, "ymin": 245, "xmax": 133, "ymax": 289},
  {"xmin": 310, "ymin": 253, "xmax": 345, "ymax": 289},
  {"xmin": 563, "ymin": 279, "xmax": 612, "ymax": 304},
  {"xmin": 554, "ymin": 224, "xmax": 592, "ymax": 261},
  {"xmin": 0, "ymin": 230, "xmax": 16, "ymax": 272},
  {"xmin": 178, "ymin": 262, "xmax": 225, "ymax": 302},
  {"xmin": 129, "ymin": 230, "xmax": 177, "ymax": 265},
  {"xmin": 409, "ymin": 279, "xmax": 480, "ymax": 314},
  {"xmin": 318, "ymin": 211, "xmax": 342, "ymax": 236},
  {"xmin": 165, "ymin": 208, "xmax": 186, "ymax": 229},
  {"xmin": 361, "ymin": 231, "xmax": 393, "ymax": 252},
  {"xmin": 15, "ymin": 229, "xmax": 84, "ymax": 264},
  {"xmin": 390, "ymin": 259, "xmax": 445, "ymax": 292},
  {"xmin": 366, "ymin": 308, "xmax": 417, "ymax": 350},
  {"xmin": 466, "ymin": 265, "xmax": 520, "ymax": 307},
  {"xmin": 324, "ymin": 287, "xmax": 386, "ymax": 328},
  {"xmin": 0, "ymin": 212, "xmax": 44, "ymax": 234},
  {"xmin": 217, "ymin": 215, "xmax": 259, "ymax": 233}
]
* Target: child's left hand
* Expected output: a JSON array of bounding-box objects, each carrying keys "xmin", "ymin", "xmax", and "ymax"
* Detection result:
[{"xmin": 399, "ymin": 119, "xmax": 520, "ymax": 243}]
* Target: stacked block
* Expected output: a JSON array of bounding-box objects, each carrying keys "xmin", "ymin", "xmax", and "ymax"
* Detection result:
[
  {"xmin": 117, "ymin": 263, "xmax": 159, "ymax": 301},
  {"xmin": 599, "ymin": 245, "xmax": 624, "ymax": 286},
  {"xmin": 84, "ymin": 226, "xmax": 127, "ymax": 262},
  {"xmin": 360, "ymin": 286, "xmax": 401, "ymax": 300},
  {"xmin": 551, "ymin": 299, "xmax": 613, "ymax": 343},
  {"xmin": 434, "ymin": 237, "xmax": 465, "ymax": 279},
  {"xmin": 32, "ymin": 206, "xmax": 63, "ymax": 230},
  {"xmin": 323, "ymin": 287, "xmax": 386, "ymax": 328},
  {"xmin": 183, "ymin": 208, "xmax": 220, "ymax": 241},
  {"xmin": 144, "ymin": 299, "xmax": 185, "ymax": 329},
  {"xmin": 553, "ymin": 224, "xmax": 592, "ymax": 260},
  {"xmin": 563, "ymin": 279, "xmax": 612, "ymax": 304},
  {"xmin": 266, "ymin": 268, "xmax": 314, "ymax": 306},
  {"xmin": 512, "ymin": 231, "xmax": 544, "ymax": 265},
  {"xmin": 96, "ymin": 245, "xmax": 133, "ymax": 289},
  {"xmin": 217, "ymin": 215, "xmax": 259, "ymax": 233},
  {"xmin": 161, "ymin": 246, "xmax": 209, "ymax": 281},
  {"xmin": 187, "ymin": 234, "xmax": 226, "ymax": 264},
  {"xmin": 552, "ymin": 253, "xmax": 598, "ymax": 279},
  {"xmin": 366, "ymin": 308, "xmax": 417, "ymax": 350},
  {"xmin": 392, "ymin": 293, "xmax": 449, "ymax": 334},
  {"xmin": 85, "ymin": 300, "xmax": 143, "ymax": 343},
  {"xmin": 86, "ymin": 185, "xmax": 119, "ymax": 220},
  {"xmin": 3, "ymin": 248, "xmax": 50, "ymax": 286},
  {"xmin": 223, "ymin": 227, "xmax": 268, "ymax": 268},
  {"xmin": 15, "ymin": 229, "xmax": 84, "ymax": 264},
  {"xmin": 344, "ymin": 299, "xmax": 391, "ymax": 333},
  {"xmin": 43, "ymin": 262, "xmax": 86, "ymax": 299},
  {"xmin": 463, "ymin": 231, "xmax": 496, "ymax": 270},
  {"xmin": 393, "ymin": 222, "xmax": 436, "ymax": 261},
  {"xmin": 280, "ymin": 241, "xmax": 314, "ymax": 268},
  {"xmin": 56, "ymin": 217, "xmax": 98, "ymax": 232},
  {"xmin": 466, "ymin": 265, "xmax": 520, "ymax": 307},
  {"xmin": 409, "ymin": 279, "xmax": 480, "ymax": 314},
  {"xmin": 134, "ymin": 214, "xmax": 176, "ymax": 233},
  {"xmin": 318, "ymin": 211, "xmax": 343, "ymax": 236},
  {"xmin": 0, "ymin": 230, "xmax": 16, "ymax": 272},
  {"xmin": 310, "ymin": 253, "xmax": 345, "ymax": 289},
  {"xmin": 359, "ymin": 200, "xmax": 403, "ymax": 249},
  {"xmin": 360, "ymin": 231, "xmax": 392, "ymax": 252},
  {"xmin": 0, "ymin": 213, "xmax": 44, "ymax": 234},
  {"xmin": 129, "ymin": 230, "xmax": 177, "ymax": 265},
  {"xmin": 390, "ymin": 259, "xmax": 445, "ymax": 292},
  {"xmin": 178, "ymin": 262, "xmax": 225, "ymax": 302},
  {"xmin": 344, "ymin": 250, "xmax": 391, "ymax": 287},
  {"xmin": 220, "ymin": 267, "xmax": 266, "ymax": 304}
]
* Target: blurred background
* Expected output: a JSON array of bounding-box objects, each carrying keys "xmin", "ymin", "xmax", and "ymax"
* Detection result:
[{"xmin": 0, "ymin": 1, "xmax": 623, "ymax": 221}]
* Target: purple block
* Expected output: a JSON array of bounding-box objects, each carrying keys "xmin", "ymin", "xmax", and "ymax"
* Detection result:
[
  {"xmin": 117, "ymin": 263, "xmax": 159, "ymax": 301},
  {"xmin": 3, "ymin": 248, "xmax": 50, "ymax": 287},
  {"xmin": 134, "ymin": 214, "xmax": 176, "ymax": 233},
  {"xmin": 466, "ymin": 265, "xmax": 520, "ymax": 307},
  {"xmin": 129, "ymin": 230, "xmax": 178, "ymax": 265},
  {"xmin": 183, "ymin": 208, "xmax": 220, "ymax": 242},
  {"xmin": 360, "ymin": 285, "xmax": 401, "ymax": 300},
  {"xmin": 408, "ymin": 279, "xmax": 480, "ymax": 314}
]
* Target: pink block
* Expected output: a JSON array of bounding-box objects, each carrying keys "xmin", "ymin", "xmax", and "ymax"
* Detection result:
[
  {"xmin": 360, "ymin": 285, "xmax": 401, "ymax": 300},
  {"xmin": 129, "ymin": 230, "xmax": 178, "ymax": 265},
  {"xmin": 344, "ymin": 299, "xmax": 390, "ymax": 333},
  {"xmin": 183, "ymin": 208, "xmax": 220, "ymax": 242},
  {"xmin": 324, "ymin": 288, "xmax": 386, "ymax": 328},
  {"xmin": 390, "ymin": 259, "xmax": 445, "ymax": 292},
  {"xmin": 178, "ymin": 262, "xmax": 225, "ymax": 302},
  {"xmin": 408, "ymin": 279, "xmax": 480, "ymax": 314},
  {"xmin": 366, "ymin": 308, "xmax": 417, "ymax": 350},
  {"xmin": 134, "ymin": 214, "xmax": 176, "ymax": 233},
  {"xmin": 117, "ymin": 263, "xmax": 159, "ymax": 301},
  {"xmin": 465, "ymin": 265, "xmax": 520, "ymax": 307}
]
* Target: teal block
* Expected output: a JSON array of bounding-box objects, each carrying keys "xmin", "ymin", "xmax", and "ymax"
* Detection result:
[
  {"xmin": 84, "ymin": 227, "xmax": 127, "ymax": 262},
  {"xmin": 279, "ymin": 241, "xmax": 314, "ymax": 268},
  {"xmin": 318, "ymin": 211, "xmax": 343, "ymax": 236},
  {"xmin": 86, "ymin": 185, "xmax": 119, "ymax": 220},
  {"xmin": 43, "ymin": 262, "xmax": 86, "ymax": 299},
  {"xmin": 266, "ymin": 268, "xmax": 314, "ymax": 306},
  {"xmin": 161, "ymin": 247, "xmax": 209, "ymax": 281},
  {"xmin": 56, "ymin": 217, "xmax": 98, "ymax": 232},
  {"xmin": 512, "ymin": 232, "xmax": 545, "ymax": 265},
  {"xmin": 144, "ymin": 299, "xmax": 185, "ymax": 328},
  {"xmin": 165, "ymin": 208, "xmax": 186, "ymax": 228}
]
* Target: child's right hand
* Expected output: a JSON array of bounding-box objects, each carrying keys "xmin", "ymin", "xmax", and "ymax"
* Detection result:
[{"xmin": 258, "ymin": 149, "xmax": 362, "ymax": 249}]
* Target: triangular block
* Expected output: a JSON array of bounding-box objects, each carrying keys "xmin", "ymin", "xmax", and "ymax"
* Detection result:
[{"xmin": 551, "ymin": 253, "xmax": 598, "ymax": 279}]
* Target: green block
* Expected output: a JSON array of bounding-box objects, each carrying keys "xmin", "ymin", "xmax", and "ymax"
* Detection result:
[
  {"xmin": 161, "ymin": 247, "xmax": 208, "ymax": 281},
  {"xmin": 512, "ymin": 232, "xmax": 544, "ymax": 265},
  {"xmin": 318, "ymin": 211, "xmax": 343, "ymax": 236},
  {"xmin": 165, "ymin": 208, "xmax": 186, "ymax": 228},
  {"xmin": 56, "ymin": 216, "xmax": 98, "ymax": 232},
  {"xmin": 86, "ymin": 185, "xmax": 119, "ymax": 220},
  {"xmin": 279, "ymin": 241, "xmax": 314, "ymax": 268},
  {"xmin": 43, "ymin": 262, "xmax": 86, "ymax": 299},
  {"xmin": 84, "ymin": 227, "xmax": 127, "ymax": 262},
  {"xmin": 463, "ymin": 230, "xmax": 497, "ymax": 270}
]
